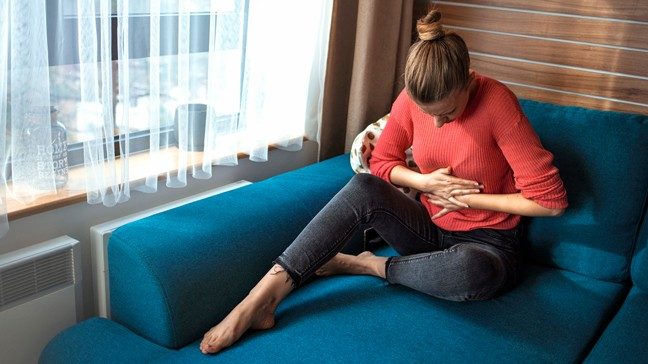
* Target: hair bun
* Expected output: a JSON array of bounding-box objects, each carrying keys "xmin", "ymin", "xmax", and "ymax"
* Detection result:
[{"xmin": 417, "ymin": 10, "xmax": 444, "ymax": 41}]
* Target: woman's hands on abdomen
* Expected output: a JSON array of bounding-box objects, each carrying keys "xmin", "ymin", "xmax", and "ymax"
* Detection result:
[{"xmin": 390, "ymin": 165, "xmax": 483, "ymax": 218}]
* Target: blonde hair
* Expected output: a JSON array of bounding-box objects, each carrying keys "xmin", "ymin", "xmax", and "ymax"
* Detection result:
[{"xmin": 405, "ymin": 10, "xmax": 470, "ymax": 104}]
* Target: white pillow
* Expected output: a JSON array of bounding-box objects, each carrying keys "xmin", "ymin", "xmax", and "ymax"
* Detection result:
[{"xmin": 350, "ymin": 114, "xmax": 419, "ymax": 199}]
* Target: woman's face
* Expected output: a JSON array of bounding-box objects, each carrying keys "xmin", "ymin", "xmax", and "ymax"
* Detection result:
[{"xmin": 417, "ymin": 78, "xmax": 474, "ymax": 128}]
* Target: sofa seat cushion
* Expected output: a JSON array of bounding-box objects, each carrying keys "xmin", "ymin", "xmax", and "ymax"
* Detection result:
[
  {"xmin": 585, "ymin": 287, "xmax": 648, "ymax": 363},
  {"xmin": 148, "ymin": 246, "xmax": 628, "ymax": 363},
  {"xmin": 40, "ymin": 246, "xmax": 628, "ymax": 364},
  {"xmin": 40, "ymin": 318, "xmax": 171, "ymax": 364}
]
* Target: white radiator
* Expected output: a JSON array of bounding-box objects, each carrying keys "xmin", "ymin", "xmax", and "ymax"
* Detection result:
[
  {"xmin": 0, "ymin": 236, "xmax": 82, "ymax": 364},
  {"xmin": 91, "ymin": 180, "xmax": 251, "ymax": 318}
]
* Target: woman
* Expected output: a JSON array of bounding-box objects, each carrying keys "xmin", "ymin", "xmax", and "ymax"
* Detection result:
[{"xmin": 200, "ymin": 10, "xmax": 567, "ymax": 355}]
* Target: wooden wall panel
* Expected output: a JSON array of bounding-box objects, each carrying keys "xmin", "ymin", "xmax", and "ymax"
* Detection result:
[
  {"xmin": 414, "ymin": 1, "xmax": 648, "ymax": 115},
  {"xmin": 505, "ymin": 83, "xmax": 648, "ymax": 115},
  {"xmin": 471, "ymin": 54, "xmax": 648, "ymax": 104},
  {"xmin": 440, "ymin": 0, "xmax": 648, "ymax": 22},
  {"xmin": 437, "ymin": 3, "xmax": 648, "ymax": 49},
  {"xmin": 453, "ymin": 27, "xmax": 648, "ymax": 77}
]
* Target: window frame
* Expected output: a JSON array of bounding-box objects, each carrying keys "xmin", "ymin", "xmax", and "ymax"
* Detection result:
[{"xmin": 41, "ymin": 0, "xmax": 250, "ymax": 171}]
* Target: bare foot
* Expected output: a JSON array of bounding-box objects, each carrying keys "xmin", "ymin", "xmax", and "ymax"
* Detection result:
[
  {"xmin": 200, "ymin": 295, "xmax": 276, "ymax": 355},
  {"xmin": 315, "ymin": 251, "xmax": 377, "ymax": 277}
]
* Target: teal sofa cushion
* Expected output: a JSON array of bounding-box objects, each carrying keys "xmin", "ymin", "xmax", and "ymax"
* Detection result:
[
  {"xmin": 585, "ymin": 288, "xmax": 648, "ymax": 363},
  {"xmin": 587, "ymin": 203, "xmax": 648, "ymax": 362},
  {"xmin": 519, "ymin": 100, "xmax": 648, "ymax": 282},
  {"xmin": 108, "ymin": 154, "xmax": 362, "ymax": 349},
  {"xmin": 155, "ymin": 245, "xmax": 627, "ymax": 363},
  {"xmin": 44, "ymin": 246, "xmax": 627, "ymax": 364},
  {"xmin": 39, "ymin": 318, "xmax": 171, "ymax": 364},
  {"xmin": 631, "ymin": 206, "xmax": 648, "ymax": 290}
]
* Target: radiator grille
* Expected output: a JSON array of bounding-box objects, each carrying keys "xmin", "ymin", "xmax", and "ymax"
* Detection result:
[{"xmin": 0, "ymin": 249, "xmax": 75, "ymax": 308}]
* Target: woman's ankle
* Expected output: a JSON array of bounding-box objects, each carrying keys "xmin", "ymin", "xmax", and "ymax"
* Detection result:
[
  {"xmin": 365, "ymin": 255, "xmax": 387, "ymax": 278},
  {"xmin": 248, "ymin": 265, "xmax": 294, "ymax": 305}
]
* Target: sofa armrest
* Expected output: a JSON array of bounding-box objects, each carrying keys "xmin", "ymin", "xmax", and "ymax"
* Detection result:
[{"xmin": 107, "ymin": 154, "xmax": 358, "ymax": 348}]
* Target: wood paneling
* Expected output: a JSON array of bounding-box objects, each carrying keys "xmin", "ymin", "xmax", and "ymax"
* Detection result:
[
  {"xmin": 413, "ymin": 1, "xmax": 648, "ymax": 114},
  {"xmin": 453, "ymin": 27, "xmax": 648, "ymax": 77},
  {"xmin": 505, "ymin": 83, "xmax": 648, "ymax": 115},
  {"xmin": 438, "ymin": 3, "xmax": 648, "ymax": 49},
  {"xmin": 471, "ymin": 54, "xmax": 648, "ymax": 104},
  {"xmin": 440, "ymin": 0, "xmax": 648, "ymax": 22}
]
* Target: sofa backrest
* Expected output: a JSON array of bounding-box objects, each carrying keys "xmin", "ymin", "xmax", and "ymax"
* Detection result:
[
  {"xmin": 519, "ymin": 99, "xmax": 648, "ymax": 282},
  {"xmin": 108, "ymin": 155, "xmax": 359, "ymax": 349},
  {"xmin": 631, "ymin": 207, "xmax": 648, "ymax": 290}
]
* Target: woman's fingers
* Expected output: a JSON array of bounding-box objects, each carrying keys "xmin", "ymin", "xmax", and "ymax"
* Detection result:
[
  {"xmin": 431, "ymin": 208, "xmax": 450, "ymax": 220},
  {"xmin": 432, "ymin": 167, "xmax": 481, "ymax": 187},
  {"xmin": 448, "ymin": 196, "xmax": 469, "ymax": 208},
  {"xmin": 426, "ymin": 187, "xmax": 479, "ymax": 202},
  {"xmin": 450, "ymin": 188, "xmax": 481, "ymax": 196},
  {"xmin": 445, "ymin": 175, "xmax": 482, "ymax": 187},
  {"xmin": 427, "ymin": 194, "xmax": 467, "ymax": 209},
  {"xmin": 427, "ymin": 196, "xmax": 445, "ymax": 207}
]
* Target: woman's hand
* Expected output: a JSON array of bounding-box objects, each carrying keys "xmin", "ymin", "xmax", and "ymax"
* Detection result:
[
  {"xmin": 426, "ymin": 193, "xmax": 470, "ymax": 219},
  {"xmin": 416, "ymin": 167, "xmax": 482, "ymax": 206}
]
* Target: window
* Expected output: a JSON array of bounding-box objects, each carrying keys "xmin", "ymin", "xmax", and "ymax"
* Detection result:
[
  {"xmin": 1, "ymin": 0, "xmax": 332, "ymax": 215},
  {"xmin": 46, "ymin": 0, "xmax": 249, "ymax": 167}
]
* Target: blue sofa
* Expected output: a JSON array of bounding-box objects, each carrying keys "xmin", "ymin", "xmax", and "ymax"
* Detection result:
[{"xmin": 41, "ymin": 100, "xmax": 648, "ymax": 363}]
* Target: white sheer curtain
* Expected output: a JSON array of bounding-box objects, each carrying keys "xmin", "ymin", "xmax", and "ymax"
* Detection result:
[
  {"xmin": 0, "ymin": 0, "xmax": 333, "ymax": 238},
  {"xmin": 0, "ymin": 0, "xmax": 9, "ymax": 237}
]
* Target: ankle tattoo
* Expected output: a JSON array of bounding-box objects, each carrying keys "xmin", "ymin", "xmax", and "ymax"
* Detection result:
[
  {"xmin": 270, "ymin": 264, "xmax": 285, "ymax": 274},
  {"xmin": 270, "ymin": 264, "xmax": 291, "ymax": 284}
]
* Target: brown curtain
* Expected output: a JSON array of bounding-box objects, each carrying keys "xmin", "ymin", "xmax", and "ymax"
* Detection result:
[{"xmin": 319, "ymin": 0, "xmax": 414, "ymax": 160}]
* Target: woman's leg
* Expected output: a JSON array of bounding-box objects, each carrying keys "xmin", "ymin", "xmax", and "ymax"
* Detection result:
[
  {"xmin": 317, "ymin": 230, "xmax": 520, "ymax": 302},
  {"xmin": 273, "ymin": 173, "xmax": 444, "ymax": 288},
  {"xmin": 201, "ymin": 173, "xmax": 441, "ymax": 354},
  {"xmin": 385, "ymin": 240, "xmax": 519, "ymax": 301}
]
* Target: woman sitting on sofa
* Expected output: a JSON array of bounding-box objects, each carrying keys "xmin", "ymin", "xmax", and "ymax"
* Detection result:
[{"xmin": 200, "ymin": 10, "xmax": 567, "ymax": 355}]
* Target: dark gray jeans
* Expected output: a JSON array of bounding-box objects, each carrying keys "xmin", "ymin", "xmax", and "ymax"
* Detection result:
[{"xmin": 273, "ymin": 173, "xmax": 521, "ymax": 301}]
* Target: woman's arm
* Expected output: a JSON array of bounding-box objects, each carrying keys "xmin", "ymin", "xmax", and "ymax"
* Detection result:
[
  {"xmin": 490, "ymin": 88, "xmax": 568, "ymax": 213},
  {"xmin": 425, "ymin": 192, "xmax": 565, "ymax": 220},
  {"xmin": 457, "ymin": 193, "xmax": 565, "ymax": 217}
]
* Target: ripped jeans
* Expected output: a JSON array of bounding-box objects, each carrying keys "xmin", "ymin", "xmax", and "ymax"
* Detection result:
[{"xmin": 272, "ymin": 173, "xmax": 521, "ymax": 301}]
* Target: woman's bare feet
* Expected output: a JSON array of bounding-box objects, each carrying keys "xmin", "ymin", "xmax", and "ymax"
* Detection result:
[
  {"xmin": 315, "ymin": 251, "xmax": 386, "ymax": 278},
  {"xmin": 200, "ymin": 251, "xmax": 387, "ymax": 355},
  {"xmin": 200, "ymin": 264, "xmax": 294, "ymax": 355},
  {"xmin": 200, "ymin": 294, "xmax": 276, "ymax": 354}
]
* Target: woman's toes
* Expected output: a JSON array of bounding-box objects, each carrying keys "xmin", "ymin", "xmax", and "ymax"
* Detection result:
[
  {"xmin": 200, "ymin": 332, "xmax": 219, "ymax": 354},
  {"xmin": 199, "ymin": 299, "xmax": 277, "ymax": 355},
  {"xmin": 201, "ymin": 328, "xmax": 234, "ymax": 354}
]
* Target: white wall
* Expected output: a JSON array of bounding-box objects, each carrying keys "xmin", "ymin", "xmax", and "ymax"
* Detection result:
[{"xmin": 0, "ymin": 141, "xmax": 319, "ymax": 320}]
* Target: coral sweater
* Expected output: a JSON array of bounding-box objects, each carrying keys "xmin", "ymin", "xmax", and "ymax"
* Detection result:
[{"xmin": 370, "ymin": 74, "xmax": 568, "ymax": 231}]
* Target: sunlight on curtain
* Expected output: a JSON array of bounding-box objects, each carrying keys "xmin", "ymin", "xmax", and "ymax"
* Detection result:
[
  {"xmin": 10, "ymin": 1, "xmax": 55, "ymax": 199},
  {"xmin": 242, "ymin": 1, "xmax": 333, "ymax": 161},
  {"xmin": 0, "ymin": 0, "xmax": 333, "ymax": 238}
]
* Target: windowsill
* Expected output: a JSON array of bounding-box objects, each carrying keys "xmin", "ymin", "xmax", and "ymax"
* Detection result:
[{"xmin": 5, "ymin": 145, "xmax": 283, "ymax": 221}]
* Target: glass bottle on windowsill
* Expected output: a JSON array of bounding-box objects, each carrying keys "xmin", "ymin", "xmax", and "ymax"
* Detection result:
[{"xmin": 50, "ymin": 106, "xmax": 68, "ymax": 189}]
